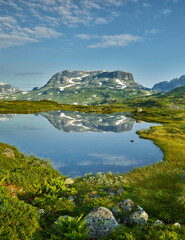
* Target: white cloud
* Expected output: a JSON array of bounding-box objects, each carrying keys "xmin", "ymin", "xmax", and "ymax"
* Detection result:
[
  {"xmin": 75, "ymin": 34, "xmax": 93, "ymax": 40},
  {"xmin": 145, "ymin": 28, "xmax": 158, "ymax": 35},
  {"xmin": 142, "ymin": 3, "xmax": 151, "ymax": 8},
  {"xmin": 161, "ymin": 9, "xmax": 171, "ymax": 16},
  {"xmin": 88, "ymin": 34, "xmax": 142, "ymax": 48},
  {"xmin": 83, "ymin": 153, "xmax": 140, "ymax": 166},
  {"xmin": 0, "ymin": 16, "xmax": 62, "ymax": 49}
]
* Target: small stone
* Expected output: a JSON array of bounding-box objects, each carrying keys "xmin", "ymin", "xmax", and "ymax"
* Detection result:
[
  {"xmin": 2, "ymin": 148, "xmax": 15, "ymax": 158},
  {"xmin": 84, "ymin": 207, "xmax": 119, "ymax": 239},
  {"xmin": 129, "ymin": 210, "xmax": 148, "ymax": 227},
  {"xmin": 174, "ymin": 222, "xmax": 181, "ymax": 227},
  {"xmin": 117, "ymin": 189, "xmax": 124, "ymax": 195},
  {"xmin": 118, "ymin": 199, "xmax": 134, "ymax": 212},
  {"xmin": 64, "ymin": 178, "xmax": 74, "ymax": 185},
  {"xmin": 68, "ymin": 196, "xmax": 75, "ymax": 202},
  {"xmin": 109, "ymin": 192, "xmax": 116, "ymax": 196},
  {"xmin": 153, "ymin": 220, "xmax": 163, "ymax": 227},
  {"xmin": 99, "ymin": 189, "xmax": 105, "ymax": 192},
  {"xmin": 37, "ymin": 209, "xmax": 45, "ymax": 217}
]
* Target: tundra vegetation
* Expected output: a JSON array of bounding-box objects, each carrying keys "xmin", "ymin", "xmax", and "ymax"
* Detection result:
[{"xmin": 0, "ymin": 97, "xmax": 185, "ymax": 239}]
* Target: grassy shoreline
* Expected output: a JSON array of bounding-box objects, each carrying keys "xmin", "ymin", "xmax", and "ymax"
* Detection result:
[{"xmin": 0, "ymin": 102, "xmax": 184, "ymax": 239}]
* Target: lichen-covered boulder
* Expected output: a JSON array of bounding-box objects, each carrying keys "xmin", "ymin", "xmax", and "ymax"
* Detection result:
[
  {"xmin": 118, "ymin": 199, "xmax": 134, "ymax": 212},
  {"xmin": 129, "ymin": 210, "xmax": 148, "ymax": 227},
  {"xmin": 84, "ymin": 207, "xmax": 119, "ymax": 239},
  {"xmin": 64, "ymin": 178, "xmax": 74, "ymax": 185},
  {"xmin": 2, "ymin": 148, "xmax": 15, "ymax": 158}
]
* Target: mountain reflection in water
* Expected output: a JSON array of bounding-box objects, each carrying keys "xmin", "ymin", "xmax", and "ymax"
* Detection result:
[
  {"xmin": 39, "ymin": 111, "xmax": 135, "ymax": 133},
  {"xmin": 0, "ymin": 111, "xmax": 162, "ymax": 177}
]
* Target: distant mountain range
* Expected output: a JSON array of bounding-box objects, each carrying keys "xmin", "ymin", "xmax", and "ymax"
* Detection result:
[
  {"xmin": 0, "ymin": 82, "xmax": 21, "ymax": 100},
  {"xmin": 152, "ymin": 75, "xmax": 185, "ymax": 92},
  {"xmin": 1, "ymin": 71, "xmax": 185, "ymax": 105}
]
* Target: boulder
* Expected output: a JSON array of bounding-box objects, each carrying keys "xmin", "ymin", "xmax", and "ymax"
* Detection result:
[
  {"xmin": 2, "ymin": 148, "xmax": 15, "ymax": 158},
  {"xmin": 118, "ymin": 199, "xmax": 134, "ymax": 212},
  {"xmin": 174, "ymin": 222, "xmax": 181, "ymax": 227},
  {"xmin": 129, "ymin": 210, "xmax": 148, "ymax": 227},
  {"xmin": 64, "ymin": 178, "xmax": 74, "ymax": 185},
  {"xmin": 153, "ymin": 220, "xmax": 163, "ymax": 227},
  {"xmin": 84, "ymin": 207, "xmax": 119, "ymax": 239}
]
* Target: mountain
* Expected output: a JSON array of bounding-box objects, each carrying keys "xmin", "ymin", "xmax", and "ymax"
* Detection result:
[
  {"xmin": 152, "ymin": 75, "xmax": 185, "ymax": 92},
  {"xmin": 40, "ymin": 110, "xmax": 135, "ymax": 133},
  {"xmin": 8, "ymin": 70, "xmax": 153, "ymax": 104},
  {"xmin": 0, "ymin": 82, "xmax": 22, "ymax": 100}
]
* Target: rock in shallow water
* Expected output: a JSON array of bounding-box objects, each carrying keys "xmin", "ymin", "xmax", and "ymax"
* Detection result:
[{"xmin": 84, "ymin": 207, "xmax": 119, "ymax": 239}]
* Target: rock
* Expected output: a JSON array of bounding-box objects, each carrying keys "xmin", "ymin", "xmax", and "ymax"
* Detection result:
[
  {"xmin": 84, "ymin": 207, "xmax": 119, "ymax": 239},
  {"xmin": 37, "ymin": 209, "xmax": 45, "ymax": 217},
  {"xmin": 153, "ymin": 220, "xmax": 163, "ymax": 227},
  {"xmin": 118, "ymin": 199, "xmax": 134, "ymax": 212},
  {"xmin": 64, "ymin": 178, "xmax": 74, "ymax": 185},
  {"xmin": 129, "ymin": 210, "xmax": 148, "ymax": 227},
  {"xmin": 68, "ymin": 196, "xmax": 75, "ymax": 203},
  {"xmin": 99, "ymin": 189, "xmax": 105, "ymax": 192},
  {"xmin": 174, "ymin": 222, "xmax": 181, "ymax": 227},
  {"xmin": 89, "ymin": 194, "xmax": 100, "ymax": 198},
  {"xmin": 109, "ymin": 192, "xmax": 116, "ymax": 196},
  {"xmin": 117, "ymin": 189, "xmax": 124, "ymax": 194},
  {"xmin": 110, "ymin": 207, "xmax": 120, "ymax": 218},
  {"xmin": 2, "ymin": 148, "xmax": 15, "ymax": 158}
]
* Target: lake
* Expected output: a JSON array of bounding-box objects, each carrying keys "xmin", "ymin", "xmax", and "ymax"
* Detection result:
[{"xmin": 0, "ymin": 111, "xmax": 163, "ymax": 177}]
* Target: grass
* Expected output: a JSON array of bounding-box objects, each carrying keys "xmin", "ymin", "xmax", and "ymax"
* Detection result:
[{"xmin": 0, "ymin": 102, "xmax": 185, "ymax": 239}]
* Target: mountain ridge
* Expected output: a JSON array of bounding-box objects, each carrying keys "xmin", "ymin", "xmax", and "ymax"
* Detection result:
[{"xmin": 152, "ymin": 75, "xmax": 185, "ymax": 92}]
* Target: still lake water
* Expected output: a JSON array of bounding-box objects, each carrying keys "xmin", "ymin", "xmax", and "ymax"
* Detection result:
[{"xmin": 0, "ymin": 111, "xmax": 163, "ymax": 177}]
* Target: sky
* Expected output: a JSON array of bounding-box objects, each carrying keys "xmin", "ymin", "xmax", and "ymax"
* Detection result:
[{"xmin": 0, "ymin": 0, "xmax": 185, "ymax": 90}]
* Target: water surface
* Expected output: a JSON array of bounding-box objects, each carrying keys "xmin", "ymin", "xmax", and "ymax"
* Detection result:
[{"xmin": 0, "ymin": 111, "xmax": 163, "ymax": 177}]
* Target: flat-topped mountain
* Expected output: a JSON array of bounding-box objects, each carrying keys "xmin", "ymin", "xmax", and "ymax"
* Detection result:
[
  {"xmin": 152, "ymin": 75, "xmax": 185, "ymax": 92},
  {"xmin": 9, "ymin": 70, "xmax": 152, "ymax": 104},
  {"xmin": 40, "ymin": 110, "xmax": 135, "ymax": 133}
]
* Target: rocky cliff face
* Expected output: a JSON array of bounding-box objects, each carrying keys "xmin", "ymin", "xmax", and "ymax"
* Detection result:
[
  {"xmin": 152, "ymin": 75, "xmax": 185, "ymax": 92},
  {"xmin": 40, "ymin": 110, "xmax": 135, "ymax": 133}
]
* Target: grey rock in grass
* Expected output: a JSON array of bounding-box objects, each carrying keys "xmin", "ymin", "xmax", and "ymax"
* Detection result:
[
  {"xmin": 153, "ymin": 220, "xmax": 163, "ymax": 227},
  {"xmin": 129, "ymin": 210, "xmax": 148, "ymax": 227},
  {"xmin": 68, "ymin": 196, "xmax": 75, "ymax": 203},
  {"xmin": 64, "ymin": 178, "xmax": 74, "ymax": 185},
  {"xmin": 174, "ymin": 222, "xmax": 181, "ymax": 227},
  {"xmin": 84, "ymin": 207, "xmax": 119, "ymax": 239},
  {"xmin": 118, "ymin": 199, "xmax": 134, "ymax": 212},
  {"xmin": 2, "ymin": 148, "xmax": 15, "ymax": 158},
  {"xmin": 117, "ymin": 188, "xmax": 124, "ymax": 195}
]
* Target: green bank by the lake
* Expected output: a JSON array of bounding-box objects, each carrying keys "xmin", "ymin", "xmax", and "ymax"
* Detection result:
[{"xmin": 0, "ymin": 102, "xmax": 184, "ymax": 239}]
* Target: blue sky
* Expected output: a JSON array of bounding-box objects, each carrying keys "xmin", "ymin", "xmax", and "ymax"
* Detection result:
[{"xmin": 0, "ymin": 0, "xmax": 185, "ymax": 90}]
